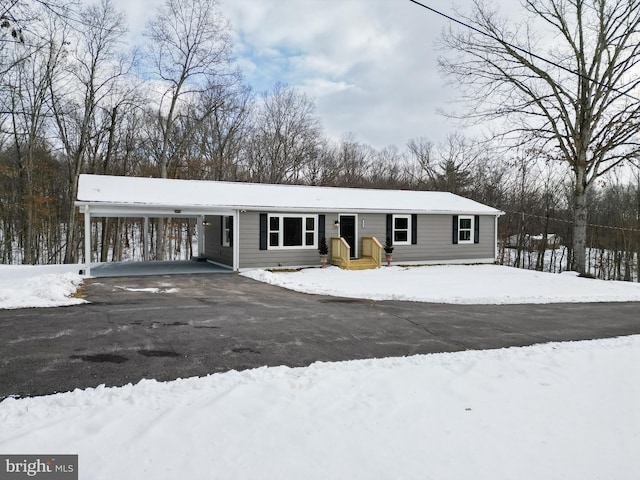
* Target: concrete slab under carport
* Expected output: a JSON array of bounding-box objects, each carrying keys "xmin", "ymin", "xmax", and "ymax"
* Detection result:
[{"xmin": 90, "ymin": 260, "xmax": 232, "ymax": 277}]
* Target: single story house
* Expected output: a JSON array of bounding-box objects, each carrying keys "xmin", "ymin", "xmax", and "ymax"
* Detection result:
[{"xmin": 76, "ymin": 174, "xmax": 504, "ymax": 275}]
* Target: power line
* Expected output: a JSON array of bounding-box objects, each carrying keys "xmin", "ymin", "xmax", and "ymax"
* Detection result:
[
  {"xmin": 4, "ymin": 0, "xmax": 121, "ymax": 37},
  {"xmin": 407, "ymin": 0, "xmax": 640, "ymax": 103},
  {"xmin": 502, "ymin": 209, "xmax": 640, "ymax": 233}
]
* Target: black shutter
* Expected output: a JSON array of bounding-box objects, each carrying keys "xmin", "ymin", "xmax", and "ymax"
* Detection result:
[
  {"xmin": 411, "ymin": 214, "xmax": 417, "ymax": 245},
  {"xmin": 474, "ymin": 215, "xmax": 480, "ymax": 244},
  {"xmin": 229, "ymin": 216, "xmax": 234, "ymax": 247},
  {"xmin": 318, "ymin": 214, "xmax": 325, "ymax": 242},
  {"xmin": 259, "ymin": 213, "xmax": 267, "ymax": 250},
  {"xmin": 386, "ymin": 214, "xmax": 393, "ymax": 243},
  {"xmin": 220, "ymin": 216, "xmax": 224, "ymax": 245},
  {"xmin": 452, "ymin": 215, "xmax": 459, "ymax": 244}
]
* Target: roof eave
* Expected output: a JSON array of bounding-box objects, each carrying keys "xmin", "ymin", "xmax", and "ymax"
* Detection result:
[{"xmin": 76, "ymin": 201, "xmax": 503, "ymax": 217}]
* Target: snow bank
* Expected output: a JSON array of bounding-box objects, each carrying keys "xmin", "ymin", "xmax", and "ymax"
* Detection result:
[
  {"xmin": 3, "ymin": 263, "xmax": 640, "ymax": 310},
  {"xmin": 242, "ymin": 264, "xmax": 640, "ymax": 304},
  {"xmin": 1, "ymin": 336, "xmax": 638, "ymax": 479},
  {"xmin": 0, "ymin": 264, "xmax": 86, "ymax": 309}
]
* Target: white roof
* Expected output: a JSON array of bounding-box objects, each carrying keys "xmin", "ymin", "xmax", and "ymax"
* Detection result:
[{"xmin": 76, "ymin": 174, "xmax": 503, "ymax": 216}]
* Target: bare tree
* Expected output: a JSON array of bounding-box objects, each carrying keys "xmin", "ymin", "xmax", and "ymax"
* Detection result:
[
  {"xmin": 1, "ymin": 0, "xmax": 33, "ymax": 75},
  {"xmin": 0, "ymin": 5, "xmax": 25, "ymax": 77},
  {"xmin": 1, "ymin": 2, "xmax": 25, "ymax": 43},
  {"xmin": 49, "ymin": 0, "xmax": 131, "ymax": 263},
  {"xmin": 588, "ymin": 171, "xmax": 640, "ymax": 280},
  {"xmin": 143, "ymin": 0, "xmax": 232, "ymax": 179},
  {"xmin": 438, "ymin": 0, "xmax": 640, "ymax": 273},
  {"xmin": 433, "ymin": 133, "xmax": 479, "ymax": 195},
  {"xmin": 303, "ymin": 139, "xmax": 342, "ymax": 186},
  {"xmin": 0, "ymin": 0, "xmax": 76, "ymax": 76},
  {"xmin": 368, "ymin": 145, "xmax": 406, "ymax": 188},
  {"xmin": 332, "ymin": 133, "xmax": 373, "ymax": 187},
  {"xmin": 406, "ymin": 134, "xmax": 481, "ymax": 194},
  {"xmin": 246, "ymin": 83, "xmax": 321, "ymax": 184},
  {"xmin": 2, "ymin": 5, "xmax": 68, "ymax": 264},
  {"xmin": 143, "ymin": 0, "xmax": 232, "ymax": 259},
  {"xmin": 193, "ymin": 77, "xmax": 253, "ymax": 181},
  {"xmin": 406, "ymin": 136, "xmax": 433, "ymax": 188}
]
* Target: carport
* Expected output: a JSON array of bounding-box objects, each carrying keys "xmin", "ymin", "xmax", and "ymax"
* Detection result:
[{"xmin": 75, "ymin": 176, "xmax": 240, "ymax": 277}]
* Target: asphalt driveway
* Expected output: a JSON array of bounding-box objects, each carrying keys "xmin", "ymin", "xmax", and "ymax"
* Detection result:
[{"xmin": 1, "ymin": 273, "xmax": 639, "ymax": 399}]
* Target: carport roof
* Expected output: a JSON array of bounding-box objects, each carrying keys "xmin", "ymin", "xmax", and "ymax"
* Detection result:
[{"xmin": 76, "ymin": 174, "xmax": 503, "ymax": 216}]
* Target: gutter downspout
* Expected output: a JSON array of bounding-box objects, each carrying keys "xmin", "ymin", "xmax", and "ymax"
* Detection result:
[
  {"xmin": 495, "ymin": 215, "xmax": 498, "ymax": 263},
  {"xmin": 84, "ymin": 205, "xmax": 91, "ymax": 276}
]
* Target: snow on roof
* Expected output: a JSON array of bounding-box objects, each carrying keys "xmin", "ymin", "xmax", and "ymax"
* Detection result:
[{"xmin": 76, "ymin": 174, "xmax": 502, "ymax": 215}]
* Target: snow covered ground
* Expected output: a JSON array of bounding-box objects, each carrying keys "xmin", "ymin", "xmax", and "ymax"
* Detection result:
[
  {"xmin": 1, "ymin": 264, "xmax": 639, "ymax": 479},
  {"xmin": 0, "ymin": 264, "xmax": 86, "ymax": 309},
  {"xmin": 3, "ymin": 263, "xmax": 640, "ymax": 310},
  {"xmin": 1, "ymin": 336, "xmax": 638, "ymax": 479},
  {"xmin": 242, "ymin": 264, "xmax": 640, "ymax": 304}
]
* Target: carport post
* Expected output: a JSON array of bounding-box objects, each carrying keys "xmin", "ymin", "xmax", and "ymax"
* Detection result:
[
  {"xmin": 197, "ymin": 215, "xmax": 205, "ymax": 257},
  {"xmin": 84, "ymin": 204, "xmax": 91, "ymax": 277},
  {"xmin": 233, "ymin": 211, "xmax": 240, "ymax": 271},
  {"xmin": 143, "ymin": 217, "xmax": 149, "ymax": 261}
]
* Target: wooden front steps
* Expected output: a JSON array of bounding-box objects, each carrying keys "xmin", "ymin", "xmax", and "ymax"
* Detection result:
[
  {"xmin": 343, "ymin": 256, "xmax": 379, "ymax": 270},
  {"xmin": 330, "ymin": 236, "xmax": 383, "ymax": 270}
]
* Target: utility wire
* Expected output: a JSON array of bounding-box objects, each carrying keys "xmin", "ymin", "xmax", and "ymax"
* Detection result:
[
  {"xmin": 3, "ymin": 0, "xmax": 117, "ymax": 37},
  {"xmin": 407, "ymin": 0, "xmax": 640, "ymax": 103},
  {"xmin": 502, "ymin": 209, "xmax": 640, "ymax": 233}
]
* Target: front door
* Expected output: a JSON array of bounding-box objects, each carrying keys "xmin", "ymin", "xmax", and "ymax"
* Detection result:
[{"xmin": 339, "ymin": 215, "xmax": 357, "ymax": 259}]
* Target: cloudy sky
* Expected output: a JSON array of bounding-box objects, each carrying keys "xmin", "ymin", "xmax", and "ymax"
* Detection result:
[{"xmin": 114, "ymin": 0, "xmax": 517, "ymax": 149}]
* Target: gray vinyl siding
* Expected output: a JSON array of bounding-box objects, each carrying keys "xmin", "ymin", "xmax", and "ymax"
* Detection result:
[
  {"xmin": 353, "ymin": 213, "xmax": 495, "ymax": 263},
  {"xmin": 237, "ymin": 211, "xmax": 497, "ymax": 269},
  {"xmin": 239, "ymin": 212, "xmax": 333, "ymax": 268},
  {"xmin": 393, "ymin": 214, "xmax": 496, "ymax": 262},
  {"xmin": 204, "ymin": 215, "xmax": 233, "ymax": 267}
]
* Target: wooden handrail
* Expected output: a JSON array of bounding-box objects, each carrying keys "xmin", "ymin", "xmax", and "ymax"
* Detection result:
[
  {"xmin": 330, "ymin": 237, "xmax": 350, "ymax": 268},
  {"xmin": 362, "ymin": 237, "xmax": 382, "ymax": 268}
]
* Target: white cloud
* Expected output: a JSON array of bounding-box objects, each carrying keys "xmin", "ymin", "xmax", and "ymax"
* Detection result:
[
  {"xmin": 112, "ymin": 0, "xmax": 489, "ymax": 148},
  {"xmin": 218, "ymin": 0, "xmax": 463, "ymax": 147},
  {"xmin": 299, "ymin": 78, "xmax": 354, "ymax": 99},
  {"xmin": 112, "ymin": 0, "xmax": 163, "ymax": 43}
]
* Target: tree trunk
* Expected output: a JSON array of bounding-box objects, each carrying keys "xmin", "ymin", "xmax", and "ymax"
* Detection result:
[
  {"xmin": 64, "ymin": 163, "xmax": 83, "ymax": 264},
  {"xmin": 572, "ymin": 171, "xmax": 589, "ymax": 274}
]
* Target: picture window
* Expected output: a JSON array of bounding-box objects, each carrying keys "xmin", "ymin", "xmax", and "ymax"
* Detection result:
[{"xmin": 268, "ymin": 214, "xmax": 317, "ymax": 249}]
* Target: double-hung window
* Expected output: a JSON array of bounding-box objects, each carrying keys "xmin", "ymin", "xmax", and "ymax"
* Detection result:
[
  {"xmin": 457, "ymin": 216, "xmax": 473, "ymax": 244},
  {"xmin": 393, "ymin": 215, "xmax": 411, "ymax": 245},
  {"xmin": 268, "ymin": 214, "xmax": 317, "ymax": 249}
]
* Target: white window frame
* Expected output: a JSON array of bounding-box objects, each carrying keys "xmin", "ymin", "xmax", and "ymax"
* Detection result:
[
  {"xmin": 222, "ymin": 216, "xmax": 232, "ymax": 247},
  {"xmin": 458, "ymin": 215, "xmax": 474, "ymax": 244},
  {"xmin": 392, "ymin": 214, "xmax": 411, "ymax": 246},
  {"xmin": 267, "ymin": 214, "xmax": 318, "ymax": 250}
]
